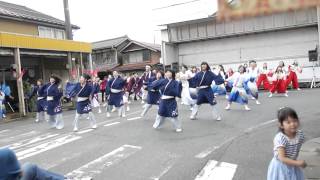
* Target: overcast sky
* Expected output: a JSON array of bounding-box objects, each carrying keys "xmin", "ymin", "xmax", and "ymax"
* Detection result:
[{"xmin": 8, "ymin": 0, "xmax": 217, "ymax": 43}]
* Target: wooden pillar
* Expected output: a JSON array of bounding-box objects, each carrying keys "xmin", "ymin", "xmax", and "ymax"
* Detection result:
[
  {"xmin": 41, "ymin": 57, "xmax": 46, "ymax": 81},
  {"xmin": 80, "ymin": 52, "xmax": 84, "ymax": 75},
  {"xmin": 88, "ymin": 53, "xmax": 93, "ymax": 73},
  {"xmin": 317, "ymin": 6, "xmax": 320, "ymax": 59},
  {"xmin": 67, "ymin": 52, "xmax": 72, "ymax": 80},
  {"xmin": 14, "ymin": 48, "xmax": 26, "ymax": 116}
]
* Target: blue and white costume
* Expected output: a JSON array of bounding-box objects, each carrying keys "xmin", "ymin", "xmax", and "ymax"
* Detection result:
[
  {"xmin": 107, "ymin": 76, "xmax": 126, "ymax": 117},
  {"xmin": 211, "ymin": 69, "xmax": 227, "ymax": 96},
  {"xmin": 188, "ymin": 72, "xmax": 198, "ymax": 106},
  {"xmin": 245, "ymin": 67, "xmax": 260, "ymax": 103},
  {"xmin": 267, "ymin": 130, "xmax": 305, "ymax": 180},
  {"xmin": 152, "ymin": 78, "xmax": 182, "ymax": 132},
  {"xmin": 190, "ymin": 70, "xmax": 224, "ymax": 120},
  {"xmin": 227, "ymin": 72, "xmax": 249, "ymax": 105},
  {"xmin": 32, "ymin": 84, "xmax": 47, "ymax": 122},
  {"xmin": 45, "ymin": 83, "xmax": 64, "ymax": 129},
  {"xmin": 69, "ymin": 82, "xmax": 97, "ymax": 131},
  {"xmin": 91, "ymin": 82, "xmax": 102, "ymax": 113},
  {"xmin": 141, "ymin": 71, "xmax": 155, "ymax": 103},
  {"xmin": 140, "ymin": 76, "xmax": 161, "ymax": 117}
]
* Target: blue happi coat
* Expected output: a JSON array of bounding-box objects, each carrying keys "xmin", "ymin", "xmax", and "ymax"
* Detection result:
[
  {"xmin": 70, "ymin": 83, "xmax": 93, "ymax": 114},
  {"xmin": 91, "ymin": 82, "xmax": 100, "ymax": 101},
  {"xmin": 192, "ymin": 70, "xmax": 224, "ymax": 105},
  {"xmin": 151, "ymin": 78, "xmax": 181, "ymax": 118},
  {"xmin": 188, "ymin": 74, "xmax": 198, "ymax": 100},
  {"xmin": 108, "ymin": 77, "xmax": 126, "ymax": 107},
  {"xmin": 45, "ymin": 83, "xmax": 63, "ymax": 116},
  {"xmin": 35, "ymin": 85, "xmax": 47, "ymax": 112},
  {"xmin": 147, "ymin": 77, "xmax": 161, "ymax": 105}
]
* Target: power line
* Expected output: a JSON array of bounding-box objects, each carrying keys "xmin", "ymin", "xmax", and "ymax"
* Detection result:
[{"xmin": 152, "ymin": 0, "xmax": 202, "ymax": 11}]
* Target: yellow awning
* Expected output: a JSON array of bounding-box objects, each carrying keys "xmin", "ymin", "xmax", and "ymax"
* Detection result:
[{"xmin": 0, "ymin": 32, "xmax": 91, "ymax": 53}]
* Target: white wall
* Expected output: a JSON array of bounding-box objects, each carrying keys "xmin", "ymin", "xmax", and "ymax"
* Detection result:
[{"xmin": 178, "ymin": 27, "xmax": 318, "ymax": 65}]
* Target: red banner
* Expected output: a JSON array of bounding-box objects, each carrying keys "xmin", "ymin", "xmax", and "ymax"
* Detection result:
[{"xmin": 218, "ymin": 0, "xmax": 320, "ymax": 21}]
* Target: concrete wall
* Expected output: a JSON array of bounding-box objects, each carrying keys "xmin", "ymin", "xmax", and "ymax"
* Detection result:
[
  {"xmin": 178, "ymin": 27, "xmax": 318, "ymax": 66},
  {"xmin": 168, "ymin": 8, "xmax": 317, "ymax": 42},
  {"xmin": 0, "ymin": 18, "xmax": 38, "ymax": 36},
  {"xmin": 162, "ymin": 43, "xmax": 178, "ymax": 65}
]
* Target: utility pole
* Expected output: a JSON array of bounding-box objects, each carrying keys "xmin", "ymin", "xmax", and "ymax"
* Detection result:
[
  {"xmin": 63, "ymin": 0, "xmax": 74, "ymax": 80},
  {"xmin": 63, "ymin": 0, "xmax": 73, "ymax": 40}
]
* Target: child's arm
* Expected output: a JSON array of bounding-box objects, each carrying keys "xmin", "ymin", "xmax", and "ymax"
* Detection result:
[{"xmin": 277, "ymin": 147, "xmax": 307, "ymax": 168}]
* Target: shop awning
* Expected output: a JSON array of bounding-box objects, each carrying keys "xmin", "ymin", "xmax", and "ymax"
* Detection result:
[{"xmin": 0, "ymin": 32, "xmax": 91, "ymax": 53}]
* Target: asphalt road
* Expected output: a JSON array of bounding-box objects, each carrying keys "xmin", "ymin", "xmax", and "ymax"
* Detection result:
[{"xmin": 0, "ymin": 88, "xmax": 319, "ymax": 180}]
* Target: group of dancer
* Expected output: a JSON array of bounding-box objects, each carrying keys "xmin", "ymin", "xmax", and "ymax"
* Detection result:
[{"xmin": 30, "ymin": 60, "xmax": 302, "ymax": 133}]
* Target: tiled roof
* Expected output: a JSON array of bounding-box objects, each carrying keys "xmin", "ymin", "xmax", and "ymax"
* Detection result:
[
  {"xmin": 92, "ymin": 35, "xmax": 129, "ymax": 50},
  {"xmin": 0, "ymin": 0, "xmax": 79, "ymax": 29},
  {"xmin": 121, "ymin": 40, "xmax": 161, "ymax": 52}
]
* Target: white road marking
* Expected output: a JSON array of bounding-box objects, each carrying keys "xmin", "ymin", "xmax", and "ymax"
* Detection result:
[
  {"xmin": 44, "ymin": 152, "xmax": 83, "ymax": 170},
  {"xmin": 66, "ymin": 144, "xmax": 142, "ymax": 179},
  {"xmin": 195, "ymin": 119, "xmax": 277, "ymax": 159},
  {"xmin": 0, "ymin": 131, "xmax": 39, "ymax": 142},
  {"xmin": 16, "ymin": 134, "xmax": 81, "ymax": 160},
  {"xmin": 3, "ymin": 133, "xmax": 59, "ymax": 150},
  {"xmin": 77, "ymin": 129, "xmax": 93, "ymax": 134},
  {"xmin": 150, "ymin": 153, "xmax": 179, "ymax": 180},
  {"xmin": 244, "ymin": 119, "xmax": 277, "ymax": 133},
  {"xmin": 0, "ymin": 129, "xmax": 9, "ymax": 134},
  {"xmin": 195, "ymin": 160, "xmax": 237, "ymax": 180},
  {"xmin": 195, "ymin": 136, "xmax": 236, "ymax": 159},
  {"xmin": 104, "ymin": 122, "xmax": 120, "ymax": 127},
  {"xmin": 127, "ymin": 117, "xmax": 142, "ymax": 121}
]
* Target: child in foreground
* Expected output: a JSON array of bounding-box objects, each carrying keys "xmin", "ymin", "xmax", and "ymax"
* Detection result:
[{"xmin": 267, "ymin": 107, "xmax": 307, "ymax": 180}]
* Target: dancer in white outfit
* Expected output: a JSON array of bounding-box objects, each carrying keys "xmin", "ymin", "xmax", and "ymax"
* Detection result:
[{"xmin": 177, "ymin": 65, "xmax": 194, "ymax": 106}]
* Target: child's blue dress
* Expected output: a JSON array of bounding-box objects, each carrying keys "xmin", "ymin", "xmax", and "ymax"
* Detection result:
[{"xmin": 267, "ymin": 130, "xmax": 305, "ymax": 180}]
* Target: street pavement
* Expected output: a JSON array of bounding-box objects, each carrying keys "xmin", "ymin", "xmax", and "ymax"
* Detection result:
[{"xmin": 0, "ymin": 88, "xmax": 319, "ymax": 180}]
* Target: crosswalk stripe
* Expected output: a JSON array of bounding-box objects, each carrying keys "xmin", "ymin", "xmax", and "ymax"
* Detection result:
[
  {"xmin": 104, "ymin": 122, "xmax": 120, "ymax": 127},
  {"xmin": 16, "ymin": 134, "xmax": 81, "ymax": 160},
  {"xmin": 0, "ymin": 131, "xmax": 39, "ymax": 143},
  {"xmin": 0, "ymin": 129, "xmax": 9, "ymax": 134},
  {"xmin": 77, "ymin": 129, "xmax": 94, "ymax": 134},
  {"xmin": 66, "ymin": 144, "xmax": 142, "ymax": 179},
  {"xmin": 195, "ymin": 160, "xmax": 237, "ymax": 180},
  {"xmin": 127, "ymin": 117, "xmax": 141, "ymax": 121},
  {"xmin": 2, "ymin": 133, "xmax": 59, "ymax": 150}
]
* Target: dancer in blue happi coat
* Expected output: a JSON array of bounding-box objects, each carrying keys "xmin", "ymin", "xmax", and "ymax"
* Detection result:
[
  {"xmin": 29, "ymin": 79, "xmax": 47, "ymax": 122},
  {"xmin": 69, "ymin": 74, "xmax": 97, "ymax": 132},
  {"xmin": 188, "ymin": 66, "xmax": 198, "ymax": 111},
  {"xmin": 244, "ymin": 60, "xmax": 261, "ymax": 105},
  {"xmin": 45, "ymin": 75, "xmax": 64, "ymax": 129},
  {"xmin": 107, "ymin": 71, "xmax": 127, "ymax": 118},
  {"xmin": 152, "ymin": 69, "xmax": 182, "ymax": 132},
  {"xmin": 140, "ymin": 70, "xmax": 163, "ymax": 117},
  {"xmin": 140, "ymin": 65, "xmax": 155, "ymax": 104},
  {"xmin": 190, "ymin": 62, "xmax": 224, "ymax": 121}
]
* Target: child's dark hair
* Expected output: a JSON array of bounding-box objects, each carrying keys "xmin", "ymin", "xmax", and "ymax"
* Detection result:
[{"xmin": 277, "ymin": 107, "xmax": 299, "ymax": 132}]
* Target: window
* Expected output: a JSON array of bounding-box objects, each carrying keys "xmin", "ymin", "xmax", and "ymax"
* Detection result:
[
  {"xmin": 143, "ymin": 50, "xmax": 151, "ymax": 62},
  {"xmin": 123, "ymin": 54, "xmax": 129, "ymax": 64},
  {"xmin": 129, "ymin": 51, "xmax": 143, "ymax": 63},
  {"xmin": 38, "ymin": 26, "xmax": 66, "ymax": 39}
]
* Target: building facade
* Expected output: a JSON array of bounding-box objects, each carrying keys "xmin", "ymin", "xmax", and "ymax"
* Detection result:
[
  {"xmin": 0, "ymin": 1, "xmax": 92, "ymax": 115},
  {"xmin": 92, "ymin": 37, "xmax": 161, "ymax": 76},
  {"xmin": 161, "ymin": 7, "xmax": 320, "ymax": 82}
]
